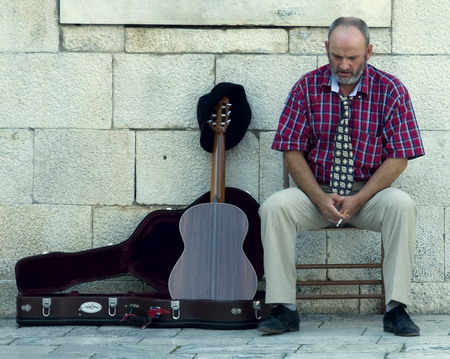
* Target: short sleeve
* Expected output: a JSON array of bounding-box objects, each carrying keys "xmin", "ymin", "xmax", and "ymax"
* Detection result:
[
  {"xmin": 272, "ymin": 82, "xmax": 311, "ymax": 152},
  {"xmin": 383, "ymin": 85, "xmax": 425, "ymax": 160}
]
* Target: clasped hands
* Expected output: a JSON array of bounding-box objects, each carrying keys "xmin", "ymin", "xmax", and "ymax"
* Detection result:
[{"xmin": 318, "ymin": 192, "xmax": 364, "ymax": 226}]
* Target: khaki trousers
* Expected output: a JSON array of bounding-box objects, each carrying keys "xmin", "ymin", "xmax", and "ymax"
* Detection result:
[{"xmin": 259, "ymin": 186, "xmax": 417, "ymax": 307}]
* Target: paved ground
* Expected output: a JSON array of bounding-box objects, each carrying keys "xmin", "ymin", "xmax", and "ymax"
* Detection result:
[{"xmin": 1, "ymin": 315, "xmax": 449, "ymax": 358}]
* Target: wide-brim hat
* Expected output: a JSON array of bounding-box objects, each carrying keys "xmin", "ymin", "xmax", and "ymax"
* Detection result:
[{"xmin": 197, "ymin": 82, "xmax": 251, "ymax": 152}]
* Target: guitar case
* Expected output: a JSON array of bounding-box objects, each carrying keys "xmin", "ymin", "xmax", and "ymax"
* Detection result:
[{"xmin": 15, "ymin": 187, "xmax": 272, "ymax": 329}]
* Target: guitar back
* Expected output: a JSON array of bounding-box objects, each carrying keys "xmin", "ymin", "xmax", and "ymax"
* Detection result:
[{"xmin": 168, "ymin": 202, "xmax": 258, "ymax": 300}]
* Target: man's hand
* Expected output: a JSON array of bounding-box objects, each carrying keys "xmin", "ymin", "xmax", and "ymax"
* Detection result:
[
  {"xmin": 334, "ymin": 194, "xmax": 366, "ymax": 224},
  {"xmin": 315, "ymin": 192, "xmax": 346, "ymax": 223}
]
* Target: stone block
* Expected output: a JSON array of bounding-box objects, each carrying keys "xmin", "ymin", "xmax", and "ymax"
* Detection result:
[
  {"xmin": 413, "ymin": 206, "xmax": 445, "ymax": 282},
  {"xmin": 290, "ymin": 27, "xmax": 392, "ymax": 55},
  {"xmin": 62, "ymin": 25, "xmax": 125, "ymax": 52},
  {"xmin": 216, "ymin": 55, "xmax": 317, "ymax": 130},
  {"xmin": 93, "ymin": 205, "xmax": 172, "ymax": 248},
  {"xmin": 360, "ymin": 285, "xmax": 385, "ymax": 314},
  {"xmin": 327, "ymin": 229, "xmax": 382, "ymax": 281},
  {"xmin": 370, "ymin": 56, "xmax": 449, "ymax": 131},
  {"xmin": 393, "ymin": 0, "xmax": 449, "ymax": 54},
  {"xmin": 290, "ymin": 28, "xmax": 329, "ymax": 55},
  {"xmin": 113, "ymin": 54, "xmax": 214, "ymax": 129},
  {"xmin": 369, "ymin": 28, "xmax": 393, "ymax": 54},
  {"xmin": 136, "ymin": 130, "xmax": 259, "ymax": 205},
  {"xmin": 225, "ymin": 131, "xmax": 260, "ymax": 201},
  {"xmin": 0, "ymin": 204, "xmax": 92, "ymax": 277},
  {"xmin": 0, "ymin": 1, "xmax": 58, "ymax": 52},
  {"xmin": 0, "ymin": 280, "xmax": 17, "ymax": 318},
  {"xmin": 297, "ymin": 292, "xmax": 359, "ymax": 314},
  {"xmin": 60, "ymin": 0, "xmax": 392, "ymax": 27},
  {"xmin": 34, "ymin": 130, "xmax": 135, "ymax": 205},
  {"xmin": 126, "ymin": 28, "xmax": 288, "ymax": 54},
  {"xmin": 0, "ymin": 54, "xmax": 112, "ymax": 129},
  {"xmin": 446, "ymin": 208, "xmax": 450, "ymax": 281},
  {"xmin": 409, "ymin": 283, "xmax": 450, "ymax": 314},
  {"xmin": 0, "ymin": 130, "xmax": 33, "ymax": 204},
  {"xmin": 296, "ymin": 231, "xmax": 327, "ymax": 281},
  {"xmin": 395, "ymin": 131, "xmax": 449, "ymax": 207},
  {"xmin": 259, "ymin": 131, "xmax": 283, "ymax": 202}
]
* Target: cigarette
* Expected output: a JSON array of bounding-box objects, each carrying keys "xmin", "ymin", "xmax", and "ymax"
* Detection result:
[{"xmin": 336, "ymin": 210, "xmax": 349, "ymax": 227}]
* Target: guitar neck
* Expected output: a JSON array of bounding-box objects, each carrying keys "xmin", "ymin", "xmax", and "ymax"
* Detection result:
[
  {"xmin": 208, "ymin": 95, "xmax": 230, "ymax": 204},
  {"xmin": 210, "ymin": 132, "xmax": 226, "ymax": 203}
]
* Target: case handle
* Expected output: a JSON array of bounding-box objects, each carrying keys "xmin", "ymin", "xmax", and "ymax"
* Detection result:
[
  {"xmin": 108, "ymin": 297, "xmax": 118, "ymax": 317},
  {"xmin": 42, "ymin": 298, "xmax": 51, "ymax": 317},
  {"xmin": 253, "ymin": 300, "xmax": 262, "ymax": 320},
  {"xmin": 171, "ymin": 301, "xmax": 180, "ymax": 320}
]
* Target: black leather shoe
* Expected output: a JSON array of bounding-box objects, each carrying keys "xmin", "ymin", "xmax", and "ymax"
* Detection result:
[
  {"xmin": 257, "ymin": 305, "xmax": 299, "ymax": 334},
  {"xmin": 383, "ymin": 304, "xmax": 420, "ymax": 336}
]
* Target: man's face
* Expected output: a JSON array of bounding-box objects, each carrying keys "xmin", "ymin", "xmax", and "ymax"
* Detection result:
[{"xmin": 326, "ymin": 26, "xmax": 372, "ymax": 85}]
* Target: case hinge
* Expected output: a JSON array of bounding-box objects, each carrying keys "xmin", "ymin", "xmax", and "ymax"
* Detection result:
[
  {"xmin": 108, "ymin": 297, "xmax": 118, "ymax": 317},
  {"xmin": 42, "ymin": 298, "xmax": 51, "ymax": 317},
  {"xmin": 253, "ymin": 300, "xmax": 262, "ymax": 320},
  {"xmin": 171, "ymin": 300, "xmax": 180, "ymax": 320}
]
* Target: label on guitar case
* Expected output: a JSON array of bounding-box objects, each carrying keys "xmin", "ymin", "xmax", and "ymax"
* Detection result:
[{"xmin": 80, "ymin": 302, "xmax": 103, "ymax": 314}]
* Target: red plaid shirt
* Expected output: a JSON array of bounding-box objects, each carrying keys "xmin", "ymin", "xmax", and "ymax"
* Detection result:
[{"xmin": 272, "ymin": 64, "xmax": 425, "ymax": 183}]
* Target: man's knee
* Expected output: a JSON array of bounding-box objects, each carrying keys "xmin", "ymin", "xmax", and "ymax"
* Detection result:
[
  {"xmin": 259, "ymin": 188, "xmax": 301, "ymax": 218},
  {"xmin": 381, "ymin": 188, "xmax": 417, "ymax": 215}
]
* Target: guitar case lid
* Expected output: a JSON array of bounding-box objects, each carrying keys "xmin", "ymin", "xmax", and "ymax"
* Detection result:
[{"xmin": 15, "ymin": 188, "xmax": 263, "ymax": 295}]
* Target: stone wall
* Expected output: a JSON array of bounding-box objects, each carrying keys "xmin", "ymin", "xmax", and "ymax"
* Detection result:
[{"xmin": 0, "ymin": 0, "xmax": 448, "ymax": 317}]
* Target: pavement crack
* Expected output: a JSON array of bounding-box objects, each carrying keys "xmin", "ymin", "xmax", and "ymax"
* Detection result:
[
  {"xmin": 49, "ymin": 345, "xmax": 61, "ymax": 354},
  {"xmin": 170, "ymin": 345, "xmax": 181, "ymax": 354}
]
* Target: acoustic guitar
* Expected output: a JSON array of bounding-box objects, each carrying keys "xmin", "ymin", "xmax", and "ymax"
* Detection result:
[{"xmin": 168, "ymin": 96, "xmax": 258, "ymax": 300}]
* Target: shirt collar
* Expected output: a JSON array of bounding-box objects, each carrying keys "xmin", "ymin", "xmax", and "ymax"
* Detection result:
[
  {"xmin": 331, "ymin": 74, "xmax": 363, "ymax": 97},
  {"xmin": 322, "ymin": 64, "xmax": 370, "ymax": 98}
]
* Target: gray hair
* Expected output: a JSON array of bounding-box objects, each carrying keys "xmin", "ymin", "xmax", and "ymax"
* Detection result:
[{"xmin": 328, "ymin": 17, "xmax": 370, "ymax": 45}]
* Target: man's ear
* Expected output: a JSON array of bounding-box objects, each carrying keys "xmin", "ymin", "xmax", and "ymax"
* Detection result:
[
  {"xmin": 366, "ymin": 44, "xmax": 373, "ymax": 61},
  {"xmin": 325, "ymin": 40, "xmax": 329, "ymax": 53}
]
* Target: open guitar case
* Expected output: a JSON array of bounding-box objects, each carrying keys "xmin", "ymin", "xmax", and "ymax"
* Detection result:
[
  {"xmin": 15, "ymin": 83, "xmax": 272, "ymax": 329},
  {"xmin": 15, "ymin": 188, "xmax": 271, "ymax": 329}
]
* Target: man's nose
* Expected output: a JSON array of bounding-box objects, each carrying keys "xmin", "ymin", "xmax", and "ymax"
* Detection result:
[{"xmin": 340, "ymin": 59, "xmax": 350, "ymax": 70}]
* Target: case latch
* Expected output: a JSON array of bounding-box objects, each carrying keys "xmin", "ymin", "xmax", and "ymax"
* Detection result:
[
  {"xmin": 253, "ymin": 300, "xmax": 261, "ymax": 320},
  {"xmin": 108, "ymin": 297, "xmax": 118, "ymax": 316},
  {"xmin": 42, "ymin": 298, "xmax": 51, "ymax": 317},
  {"xmin": 171, "ymin": 300, "xmax": 180, "ymax": 320}
]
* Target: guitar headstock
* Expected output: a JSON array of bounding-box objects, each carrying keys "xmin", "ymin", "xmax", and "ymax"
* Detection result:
[{"xmin": 208, "ymin": 96, "xmax": 231, "ymax": 135}]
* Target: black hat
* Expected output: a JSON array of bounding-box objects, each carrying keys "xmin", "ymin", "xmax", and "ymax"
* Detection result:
[{"xmin": 197, "ymin": 82, "xmax": 251, "ymax": 152}]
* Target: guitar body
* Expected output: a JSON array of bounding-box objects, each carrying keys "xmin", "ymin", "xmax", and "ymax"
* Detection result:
[
  {"xmin": 168, "ymin": 96, "xmax": 258, "ymax": 301},
  {"xmin": 168, "ymin": 203, "xmax": 258, "ymax": 300}
]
